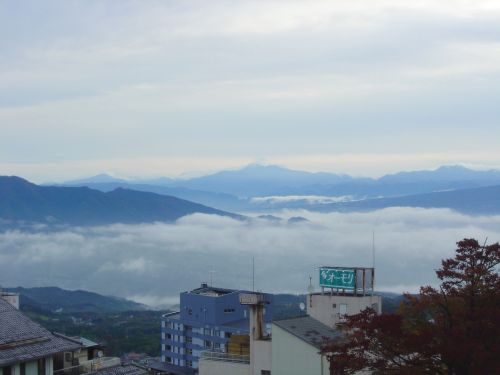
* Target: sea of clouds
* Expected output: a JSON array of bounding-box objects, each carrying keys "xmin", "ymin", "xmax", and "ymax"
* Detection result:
[{"xmin": 1, "ymin": 207, "xmax": 499, "ymax": 308}]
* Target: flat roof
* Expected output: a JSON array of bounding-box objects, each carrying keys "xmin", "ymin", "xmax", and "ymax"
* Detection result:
[{"xmin": 148, "ymin": 360, "xmax": 196, "ymax": 375}]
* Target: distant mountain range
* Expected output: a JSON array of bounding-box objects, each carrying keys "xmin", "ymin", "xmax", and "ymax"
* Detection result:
[
  {"xmin": 52, "ymin": 164, "xmax": 500, "ymax": 214},
  {"xmin": 315, "ymin": 184, "xmax": 500, "ymax": 215},
  {"xmin": 5, "ymin": 286, "xmax": 147, "ymax": 313},
  {"xmin": 0, "ymin": 176, "xmax": 241, "ymax": 227}
]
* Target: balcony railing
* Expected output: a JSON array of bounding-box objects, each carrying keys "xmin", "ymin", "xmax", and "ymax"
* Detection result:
[
  {"xmin": 53, "ymin": 357, "xmax": 121, "ymax": 375},
  {"xmin": 199, "ymin": 350, "xmax": 250, "ymax": 364}
]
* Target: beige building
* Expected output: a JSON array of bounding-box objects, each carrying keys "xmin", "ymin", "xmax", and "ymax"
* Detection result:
[{"xmin": 307, "ymin": 293, "xmax": 382, "ymax": 328}]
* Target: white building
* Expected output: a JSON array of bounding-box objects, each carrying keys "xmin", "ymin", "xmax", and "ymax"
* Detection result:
[{"xmin": 271, "ymin": 316, "xmax": 339, "ymax": 375}]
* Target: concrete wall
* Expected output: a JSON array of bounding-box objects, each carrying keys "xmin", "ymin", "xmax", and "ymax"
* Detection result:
[
  {"xmin": 271, "ymin": 324, "xmax": 328, "ymax": 375},
  {"xmin": 0, "ymin": 293, "xmax": 19, "ymax": 310},
  {"xmin": 198, "ymin": 359, "xmax": 250, "ymax": 375},
  {"xmin": 250, "ymin": 340, "xmax": 271, "ymax": 375},
  {"xmin": 25, "ymin": 362, "xmax": 38, "ymax": 375},
  {"xmin": 308, "ymin": 294, "xmax": 382, "ymax": 327}
]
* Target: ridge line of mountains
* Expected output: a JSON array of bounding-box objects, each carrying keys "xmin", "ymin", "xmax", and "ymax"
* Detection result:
[{"xmin": 1, "ymin": 164, "xmax": 500, "ymax": 227}]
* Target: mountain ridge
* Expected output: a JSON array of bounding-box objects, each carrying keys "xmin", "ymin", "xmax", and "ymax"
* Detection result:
[{"xmin": 0, "ymin": 176, "xmax": 242, "ymax": 227}]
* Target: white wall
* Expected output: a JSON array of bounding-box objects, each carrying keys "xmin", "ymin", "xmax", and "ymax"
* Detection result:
[
  {"xmin": 271, "ymin": 324, "xmax": 328, "ymax": 375},
  {"xmin": 250, "ymin": 340, "xmax": 271, "ymax": 375},
  {"xmin": 198, "ymin": 359, "xmax": 250, "ymax": 375},
  {"xmin": 307, "ymin": 294, "xmax": 382, "ymax": 327}
]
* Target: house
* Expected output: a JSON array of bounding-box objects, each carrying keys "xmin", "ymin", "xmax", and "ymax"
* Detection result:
[{"xmin": 0, "ymin": 298, "xmax": 82, "ymax": 375}]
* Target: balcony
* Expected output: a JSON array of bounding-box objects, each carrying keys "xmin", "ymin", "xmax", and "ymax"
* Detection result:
[
  {"xmin": 199, "ymin": 350, "xmax": 249, "ymax": 364},
  {"xmin": 53, "ymin": 357, "xmax": 121, "ymax": 375}
]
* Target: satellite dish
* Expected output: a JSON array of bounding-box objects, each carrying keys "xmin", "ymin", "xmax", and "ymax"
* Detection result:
[{"xmin": 299, "ymin": 302, "xmax": 305, "ymax": 311}]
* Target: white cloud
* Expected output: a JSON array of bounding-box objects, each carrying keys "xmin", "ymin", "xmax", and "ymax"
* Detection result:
[{"xmin": 0, "ymin": 208, "xmax": 498, "ymax": 307}]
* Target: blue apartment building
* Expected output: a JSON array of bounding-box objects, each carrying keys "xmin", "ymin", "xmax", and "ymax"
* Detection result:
[{"xmin": 160, "ymin": 283, "xmax": 273, "ymax": 371}]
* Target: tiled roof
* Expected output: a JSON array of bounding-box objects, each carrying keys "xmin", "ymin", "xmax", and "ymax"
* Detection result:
[
  {"xmin": 273, "ymin": 315, "xmax": 344, "ymax": 349},
  {"xmin": 0, "ymin": 299, "xmax": 81, "ymax": 366},
  {"xmin": 87, "ymin": 364, "xmax": 148, "ymax": 375}
]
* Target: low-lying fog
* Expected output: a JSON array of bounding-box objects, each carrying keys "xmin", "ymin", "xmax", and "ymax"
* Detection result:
[{"xmin": 1, "ymin": 207, "xmax": 499, "ymax": 308}]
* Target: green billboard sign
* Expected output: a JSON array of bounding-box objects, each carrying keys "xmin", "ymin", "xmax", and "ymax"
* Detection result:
[{"xmin": 320, "ymin": 267, "xmax": 356, "ymax": 289}]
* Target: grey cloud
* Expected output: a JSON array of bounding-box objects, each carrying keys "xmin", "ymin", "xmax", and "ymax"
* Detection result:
[{"xmin": 1, "ymin": 208, "xmax": 499, "ymax": 307}]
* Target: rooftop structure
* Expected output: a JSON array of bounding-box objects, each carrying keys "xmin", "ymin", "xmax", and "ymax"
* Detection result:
[
  {"xmin": 161, "ymin": 284, "xmax": 273, "ymax": 372},
  {"xmin": 273, "ymin": 316, "xmax": 343, "ymax": 349},
  {"xmin": 271, "ymin": 316, "xmax": 344, "ymax": 375}
]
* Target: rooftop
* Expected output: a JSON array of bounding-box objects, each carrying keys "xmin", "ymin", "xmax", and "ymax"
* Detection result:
[
  {"xmin": 148, "ymin": 360, "xmax": 196, "ymax": 375},
  {"xmin": 86, "ymin": 364, "xmax": 147, "ymax": 375},
  {"xmin": 273, "ymin": 315, "xmax": 344, "ymax": 349},
  {"xmin": 187, "ymin": 284, "xmax": 238, "ymax": 297},
  {"xmin": 0, "ymin": 299, "xmax": 81, "ymax": 366}
]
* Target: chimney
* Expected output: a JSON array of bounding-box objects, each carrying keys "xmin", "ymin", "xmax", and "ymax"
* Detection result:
[{"xmin": 0, "ymin": 289, "xmax": 20, "ymax": 310}]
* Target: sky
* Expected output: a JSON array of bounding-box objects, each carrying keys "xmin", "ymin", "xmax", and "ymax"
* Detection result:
[
  {"xmin": 1, "ymin": 0, "xmax": 500, "ymax": 182},
  {"xmin": 1, "ymin": 208, "xmax": 499, "ymax": 306}
]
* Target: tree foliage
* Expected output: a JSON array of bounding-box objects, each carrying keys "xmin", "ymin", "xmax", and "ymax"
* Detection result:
[{"xmin": 322, "ymin": 239, "xmax": 500, "ymax": 375}]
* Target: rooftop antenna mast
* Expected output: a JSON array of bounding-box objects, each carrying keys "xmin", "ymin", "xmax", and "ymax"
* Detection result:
[
  {"xmin": 252, "ymin": 257, "xmax": 255, "ymax": 292},
  {"xmin": 372, "ymin": 230, "xmax": 376, "ymax": 296},
  {"xmin": 209, "ymin": 270, "xmax": 216, "ymax": 287}
]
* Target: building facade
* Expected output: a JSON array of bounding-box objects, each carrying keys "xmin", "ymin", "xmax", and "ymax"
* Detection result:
[{"xmin": 160, "ymin": 284, "xmax": 273, "ymax": 371}]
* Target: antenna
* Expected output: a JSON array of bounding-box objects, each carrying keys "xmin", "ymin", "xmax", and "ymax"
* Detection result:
[
  {"xmin": 209, "ymin": 270, "xmax": 216, "ymax": 287},
  {"xmin": 252, "ymin": 257, "xmax": 255, "ymax": 292},
  {"xmin": 372, "ymin": 230, "xmax": 376, "ymax": 270},
  {"xmin": 372, "ymin": 230, "xmax": 376, "ymax": 296}
]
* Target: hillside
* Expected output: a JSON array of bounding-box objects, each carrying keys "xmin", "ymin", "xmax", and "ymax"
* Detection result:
[
  {"xmin": 6, "ymin": 286, "xmax": 147, "ymax": 313},
  {"xmin": 0, "ymin": 176, "xmax": 242, "ymax": 226}
]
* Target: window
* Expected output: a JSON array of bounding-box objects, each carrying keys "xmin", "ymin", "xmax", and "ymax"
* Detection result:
[
  {"xmin": 165, "ymin": 357, "xmax": 172, "ymax": 363},
  {"xmin": 2, "ymin": 366, "xmax": 12, "ymax": 375},
  {"xmin": 187, "ymin": 349, "xmax": 193, "ymax": 355},
  {"xmin": 166, "ymin": 333, "xmax": 172, "ymax": 339},
  {"xmin": 166, "ymin": 345, "xmax": 171, "ymax": 351},
  {"xmin": 20, "ymin": 364, "xmax": 25, "ymax": 375},
  {"xmin": 213, "ymin": 330, "xmax": 220, "ymax": 337},
  {"xmin": 186, "ymin": 360, "xmax": 193, "ymax": 367},
  {"xmin": 225, "ymin": 332, "xmax": 232, "ymax": 338},
  {"xmin": 204, "ymin": 340, "xmax": 212, "ymax": 348},
  {"xmin": 188, "ymin": 308, "xmax": 192, "ymax": 315},
  {"xmin": 186, "ymin": 336, "xmax": 192, "ymax": 343},
  {"xmin": 204, "ymin": 328, "xmax": 211, "ymax": 335},
  {"xmin": 185, "ymin": 325, "xmax": 192, "ymax": 332},
  {"xmin": 261, "ymin": 371, "xmax": 271, "ymax": 375},
  {"xmin": 224, "ymin": 308, "xmax": 235, "ymax": 313},
  {"xmin": 243, "ymin": 310, "xmax": 247, "ymax": 318},
  {"xmin": 214, "ymin": 342, "xmax": 221, "ymax": 350}
]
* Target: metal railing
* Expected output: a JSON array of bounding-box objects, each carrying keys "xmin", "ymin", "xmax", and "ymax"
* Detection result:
[
  {"xmin": 53, "ymin": 357, "xmax": 121, "ymax": 375},
  {"xmin": 200, "ymin": 350, "xmax": 250, "ymax": 364}
]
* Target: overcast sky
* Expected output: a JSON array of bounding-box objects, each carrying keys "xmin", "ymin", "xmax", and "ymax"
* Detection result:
[{"xmin": 1, "ymin": 0, "xmax": 500, "ymax": 182}]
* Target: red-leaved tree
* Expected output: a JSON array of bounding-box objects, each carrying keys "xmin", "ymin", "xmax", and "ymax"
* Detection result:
[{"xmin": 321, "ymin": 239, "xmax": 500, "ymax": 375}]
